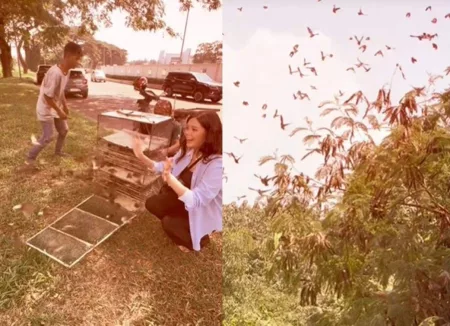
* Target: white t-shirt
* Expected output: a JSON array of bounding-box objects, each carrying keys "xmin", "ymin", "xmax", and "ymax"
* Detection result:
[{"xmin": 36, "ymin": 65, "xmax": 69, "ymax": 121}]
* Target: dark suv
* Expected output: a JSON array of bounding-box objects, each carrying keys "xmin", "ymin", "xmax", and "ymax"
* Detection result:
[
  {"xmin": 36, "ymin": 64, "xmax": 52, "ymax": 85},
  {"xmin": 162, "ymin": 72, "xmax": 222, "ymax": 103},
  {"xmin": 64, "ymin": 69, "xmax": 89, "ymax": 98}
]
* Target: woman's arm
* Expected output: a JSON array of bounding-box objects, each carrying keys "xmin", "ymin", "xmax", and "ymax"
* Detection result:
[{"xmin": 176, "ymin": 157, "xmax": 222, "ymax": 209}]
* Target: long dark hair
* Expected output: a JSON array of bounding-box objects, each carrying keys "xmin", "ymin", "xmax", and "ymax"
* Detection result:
[{"xmin": 177, "ymin": 112, "xmax": 222, "ymax": 164}]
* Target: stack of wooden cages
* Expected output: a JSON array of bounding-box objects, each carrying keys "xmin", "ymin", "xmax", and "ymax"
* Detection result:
[
  {"xmin": 93, "ymin": 108, "xmax": 221, "ymax": 208},
  {"xmin": 94, "ymin": 110, "xmax": 173, "ymax": 204}
]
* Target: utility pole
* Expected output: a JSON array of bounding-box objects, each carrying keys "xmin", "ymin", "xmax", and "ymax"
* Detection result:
[{"xmin": 179, "ymin": 6, "xmax": 190, "ymax": 64}]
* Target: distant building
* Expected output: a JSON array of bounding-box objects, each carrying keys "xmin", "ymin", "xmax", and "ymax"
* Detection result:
[{"xmin": 158, "ymin": 48, "xmax": 193, "ymax": 65}]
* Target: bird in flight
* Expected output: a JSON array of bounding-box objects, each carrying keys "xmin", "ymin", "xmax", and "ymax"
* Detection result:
[
  {"xmin": 243, "ymin": 101, "xmax": 249, "ymax": 106},
  {"xmin": 233, "ymin": 81, "xmax": 240, "ymax": 87},
  {"xmin": 234, "ymin": 136, "xmax": 248, "ymax": 144},
  {"xmin": 321, "ymin": 51, "xmax": 334, "ymax": 61},
  {"xmin": 425, "ymin": 6, "xmax": 432, "ymax": 11},
  {"xmin": 225, "ymin": 152, "xmax": 242, "ymax": 164},
  {"xmin": 358, "ymin": 8, "xmax": 367, "ymax": 16},
  {"xmin": 332, "ymin": 5, "xmax": 341, "ymax": 13},
  {"xmin": 374, "ymin": 50, "xmax": 384, "ymax": 57},
  {"xmin": 237, "ymin": 7, "xmax": 243, "ymax": 11},
  {"xmin": 254, "ymin": 174, "xmax": 273, "ymax": 186},
  {"xmin": 307, "ymin": 67, "xmax": 318, "ymax": 76},
  {"xmin": 307, "ymin": 27, "xmax": 319, "ymax": 38},
  {"xmin": 280, "ymin": 115, "xmax": 290, "ymax": 130},
  {"xmin": 248, "ymin": 187, "xmax": 270, "ymax": 196}
]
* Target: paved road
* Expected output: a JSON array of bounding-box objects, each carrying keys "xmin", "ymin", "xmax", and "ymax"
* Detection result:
[
  {"xmin": 83, "ymin": 74, "xmax": 222, "ymax": 110},
  {"xmin": 66, "ymin": 74, "xmax": 222, "ymax": 130}
]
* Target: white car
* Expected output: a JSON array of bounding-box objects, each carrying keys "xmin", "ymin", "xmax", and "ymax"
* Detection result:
[{"xmin": 91, "ymin": 70, "xmax": 106, "ymax": 82}]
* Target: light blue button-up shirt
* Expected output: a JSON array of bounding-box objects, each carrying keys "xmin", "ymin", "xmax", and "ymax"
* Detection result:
[{"xmin": 154, "ymin": 149, "xmax": 222, "ymax": 251}]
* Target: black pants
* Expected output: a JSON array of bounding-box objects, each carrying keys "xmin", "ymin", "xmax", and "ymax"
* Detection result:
[{"xmin": 145, "ymin": 190, "xmax": 209, "ymax": 250}]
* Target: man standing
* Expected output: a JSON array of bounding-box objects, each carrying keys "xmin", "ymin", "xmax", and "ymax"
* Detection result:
[{"xmin": 26, "ymin": 42, "xmax": 83, "ymax": 166}]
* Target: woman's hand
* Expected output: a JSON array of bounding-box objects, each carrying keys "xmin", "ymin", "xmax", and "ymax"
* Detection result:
[{"xmin": 162, "ymin": 157, "xmax": 173, "ymax": 182}]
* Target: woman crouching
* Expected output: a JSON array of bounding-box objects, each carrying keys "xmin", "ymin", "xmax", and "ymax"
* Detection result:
[{"xmin": 130, "ymin": 111, "xmax": 222, "ymax": 252}]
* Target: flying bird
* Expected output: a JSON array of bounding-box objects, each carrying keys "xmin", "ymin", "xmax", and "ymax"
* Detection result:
[
  {"xmin": 243, "ymin": 101, "xmax": 249, "ymax": 106},
  {"xmin": 263, "ymin": 5, "xmax": 268, "ymax": 9},
  {"xmin": 280, "ymin": 115, "xmax": 290, "ymax": 130},
  {"xmin": 374, "ymin": 50, "xmax": 383, "ymax": 57},
  {"xmin": 234, "ymin": 136, "xmax": 248, "ymax": 144},
  {"xmin": 411, "ymin": 57, "xmax": 417, "ymax": 63},
  {"xmin": 233, "ymin": 81, "xmax": 240, "ymax": 87},
  {"xmin": 432, "ymin": 43, "xmax": 438, "ymax": 50},
  {"xmin": 307, "ymin": 67, "xmax": 318, "ymax": 76},
  {"xmin": 333, "ymin": 5, "xmax": 341, "ymax": 13},
  {"xmin": 310, "ymin": 85, "xmax": 317, "ymax": 90},
  {"xmin": 406, "ymin": 12, "xmax": 411, "ymax": 18},
  {"xmin": 262, "ymin": 104, "xmax": 268, "ymax": 110},
  {"xmin": 298, "ymin": 67, "xmax": 308, "ymax": 78},
  {"xmin": 297, "ymin": 90, "xmax": 311, "ymax": 100},
  {"xmin": 346, "ymin": 67, "xmax": 356, "ymax": 73},
  {"xmin": 425, "ymin": 6, "xmax": 431, "ymax": 11},
  {"xmin": 237, "ymin": 7, "xmax": 243, "ymax": 11},
  {"xmin": 225, "ymin": 152, "xmax": 242, "ymax": 164},
  {"xmin": 307, "ymin": 27, "xmax": 319, "ymax": 38},
  {"xmin": 359, "ymin": 45, "xmax": 367, "ymax": 52},
  {"xmin": 304, "ymin": 58, "xmax": 311, "ymax": 66},
  {"xmin": 254, "ymin": 174, "xmax": 272, "ymax": 186},
  {"xmin": 273, "ymin": 109, "xmax": 280, "ymax": 118},
  {"xmin": 385, "ymin": 45, "xmax": 394, "ymax": 50},
  {"xmin": 431, "ymin": 18, "xmax": 437, "ymax": 23},
  {"xmin": 353, "ymin": 35, "xmax": 364, "ymax": 46},
  {"xmin": 358, "ymin": 8, "xmax": 367, "ymax": 16},
  {"xmin": 321, "ymin": 51, "xmax": 333, "ymax": 61},
  {"xmin": 248, "ymin": 187, "xmax": 270, "ymax": 197},
  {"xmin": 445, "ymin": 13, "xmax": 450, "ymax": 18}
]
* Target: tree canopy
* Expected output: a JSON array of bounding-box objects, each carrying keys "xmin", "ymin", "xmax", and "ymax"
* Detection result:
[
  {"xmin": 0, "ymin": 0, "xmax": 222, "ymax": 77},
  {"xmin": 193, "ymin": 41, "xmax": 222, "ymax": 64}
]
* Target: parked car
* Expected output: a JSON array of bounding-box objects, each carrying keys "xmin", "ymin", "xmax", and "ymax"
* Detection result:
[
  {"xmin": 65, "ymin": 69, "xmax": 89, "ymax": 98},
  {"xmin": 36, "ymin": 64, "xmax": 52, "ymax": 85},
  {"xmin": 91, "ymin": 70, "xmax": 106, "ymax": 82},
  {"xmin": 162, "ymin": 71, "xmax": 222, "ymax": 103}
]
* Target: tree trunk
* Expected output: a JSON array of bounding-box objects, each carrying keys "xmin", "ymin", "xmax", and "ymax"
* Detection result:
[
  {"xmin": 24, "ymin": 39, "xmax": 41, "ymax": 72},
  {"xmin": 17, "ymin": 39, "xmax": 28, "ymax": 74},
  {"xmin": 0, "ymin": 17, "xmax": 13, "ymax": 78}
]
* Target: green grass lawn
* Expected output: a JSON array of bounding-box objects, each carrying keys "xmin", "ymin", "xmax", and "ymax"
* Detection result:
[{"xmin": 0, "ymin": 77, "xmax": 222, "ymax": 325}]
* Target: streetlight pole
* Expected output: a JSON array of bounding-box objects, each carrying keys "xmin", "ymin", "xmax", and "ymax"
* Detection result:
[{"xmin": 179, "ymin": 6, "xmax": 190, "ymax": 64}]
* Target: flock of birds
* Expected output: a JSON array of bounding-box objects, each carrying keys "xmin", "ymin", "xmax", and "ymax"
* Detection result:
[{"xmin": 225, "ymin": 3, "xmax": 450, "ymax": 202}]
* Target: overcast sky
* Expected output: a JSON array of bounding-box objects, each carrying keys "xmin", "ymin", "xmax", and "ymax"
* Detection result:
[
  {"xmin": 94, "ymin": 2, "xmax": 222, "ymax": 61},
  {"xmin": 222, "ymin": 0, "xmax": 450, "ymax": 205}
]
